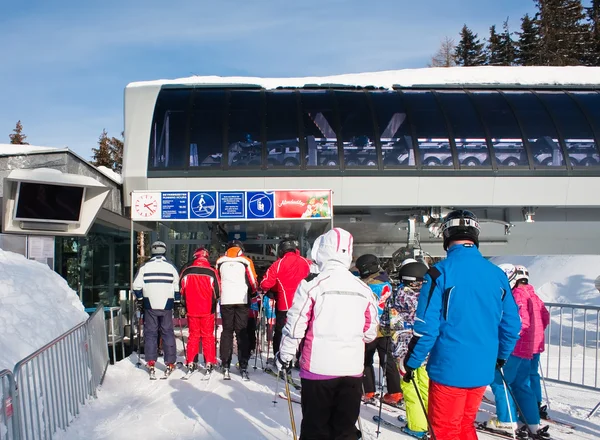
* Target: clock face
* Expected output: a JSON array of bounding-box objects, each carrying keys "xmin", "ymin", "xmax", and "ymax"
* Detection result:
[{"xmin": 134, "ymin": 194, "xmax": 158, "ymax": 218}]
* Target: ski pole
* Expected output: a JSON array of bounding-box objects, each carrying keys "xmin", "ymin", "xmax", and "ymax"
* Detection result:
[
  {"xmin": 538, "ymin": 358, "xmax": 550, "ymax": 410},
  {"xmin": 356, "ymin": 414, "xmax": 364, "ymax": 440},
  {"xmin": 284, "ymin": 369, "xmax": 298, "ymax": 440},
  {"xmin": 136, "ymin": 309, "xmax": 143, "ymax": 367},
  {"xmin": 497, "ymin": 366, "xmax": 535, "ymax": 438},
  {"xmin": 411, "ymin": 374, "xmax": 438, "ymax": 440},
  {"xmin": 254, "ymin": 304, "xmax": 262, "ymax": 370},
  {"xmin": 273, "ymin": 370, "xmax": 281, "ymax": 407},
  {"xmin": 179, "ymin": 316, "xmax": 187, "ymax": 362},
  {"xmin": 501, "ymin": 377, "xmax": 517, "ymax": 440},
  {"xmin": 375, "ymin": 337, "xmax": 389, "ymax": 438}
]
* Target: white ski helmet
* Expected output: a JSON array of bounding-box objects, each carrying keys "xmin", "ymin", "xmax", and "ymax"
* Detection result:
[
  {"xmin": 498, "ymin": 263, "xmax": 518, "ymax": 289},
  {"xmin": 515, "ymin": 265, "xmax": 529, "ymax": 285}
]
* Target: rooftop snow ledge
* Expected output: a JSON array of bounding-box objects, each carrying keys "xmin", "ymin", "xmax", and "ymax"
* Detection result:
[
  {"xmin": 127, "ymin": 66, "xmax": 600, "ymax": 90},
  {"xmin": 96, "ymin": 166, "xmax": 123, "ymax": 185}
]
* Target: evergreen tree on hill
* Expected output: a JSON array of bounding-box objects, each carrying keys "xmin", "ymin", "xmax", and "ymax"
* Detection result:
[
  {"xmin": 585, "ymin": 0, "xmax": 600, "ymax": 65},
  {"xmin": 516, "ymin": 13, "xmax": 541, "ymax": 65},
  {"xmin": 498, "ymin": 18, "xmax": 516, "ymax": 66},
  {"xmin": 454, "ymin": 25, "xmax": 486, "ymax": 66},
  {"xmin": 485, "ymin": 25, "xmax": 503, "ymax": 65},
  {"xmin": 109, "ymin": 132, "xmax": 124, "ymax": 173},
  {"xmin": 91, "ymin": 129, "xmax": 113, "ymax": 168},
  {"xmin": 9, "ymin": 120, "xmax": 29, "ymax": 145}
]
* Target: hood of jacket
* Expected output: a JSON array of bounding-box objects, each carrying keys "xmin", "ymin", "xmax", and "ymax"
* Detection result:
[
  {"xmin": 191, "ymin": 257, "xmax": 211, "ymax": 268},
  {"xmin": 312, "ymin": 228, "xmax": 354, "ymax": 271}
]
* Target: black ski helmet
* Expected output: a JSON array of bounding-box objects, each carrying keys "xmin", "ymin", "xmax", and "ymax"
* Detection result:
[
  {"xmin": 355, "ymin": 254, "xmax": 381, "ymax": 278},
  {"xmin": 278, "ymin": 239, "xmax": 297, "ymax": 258},
  {"xmin": 399, "ymin": 259, "xmax": 429, "ymax": 283},
  {"xmin": 227, "ymin": 240, "xmax": 245, "ymax": 252},
  {"xmin": 441, "ymin": 210, "xmax": 480, "ymax": 251}
]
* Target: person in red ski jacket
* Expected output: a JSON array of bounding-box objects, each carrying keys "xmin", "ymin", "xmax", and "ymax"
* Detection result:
[
  {"xmin": 179, "ymin": 248, "xmax": 220, "ymax": 373},
  {"xmin": 260, "ymin": 238, "xmax": 311, "ymax": 359}
]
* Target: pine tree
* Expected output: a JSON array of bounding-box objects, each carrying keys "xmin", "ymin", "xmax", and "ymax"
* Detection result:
[
  {"xmin": 485, "ymin": 25, "xmax": 503, "ymax": 65},
  {"xmin": 498, "ymin": 18, "xmax": 517, "ymax": 66},
  {"xmin": 91, "ymin": 129, "xmax": 113, "ymax": 168},
  {"xmin": 585, "ymin": 0, "xmax": 600, "ymax": 65},
  {"xmin": 109, "ymin": 132, "xmax": 124, "ymax": 173},
  {"xmin": 454, "ymin": 25, "xmax": 486, "ymax": 66},
  {"xmin": 429, "ymin": 37, "xmax": 457, "ymax": 67},
  {"xmin": 535, "ymin": 0, "xmax": 588, "ymax": 65},
  {"xmin": 9, "ymin": 120, "xmax": 29, "ymax": 145},
  {"xmin": 516, "ymin": 13, "xmax": 541, "ymax": 65}
]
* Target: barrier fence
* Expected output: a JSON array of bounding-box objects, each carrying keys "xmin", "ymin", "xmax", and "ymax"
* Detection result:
[{"xmin": 1, "ymin": 308, "xmax": 108, "ymax": 440}]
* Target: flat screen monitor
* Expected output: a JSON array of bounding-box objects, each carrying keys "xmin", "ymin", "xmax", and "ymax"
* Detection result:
[{"xmin": 14, "ymin": 182, "xmax": 85, "ymax": 224}]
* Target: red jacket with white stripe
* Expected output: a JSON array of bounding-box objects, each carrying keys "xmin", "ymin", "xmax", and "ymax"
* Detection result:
[
  {"xmin": 260, "ymin": 250, "xmax": 311, "ymax": 311},
  {"xmin": 180, "ymin": 258, "xmax": 220, "ymax": 317}
]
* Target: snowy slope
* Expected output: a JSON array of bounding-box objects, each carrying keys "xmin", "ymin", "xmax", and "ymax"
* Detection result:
[
  {"xmin": 489, "ymin": 256, "xmax": 600, "ymax": 306},
  {"xmin": 0, "ymin": 249, "xmax": 89, "ymax": 371}
]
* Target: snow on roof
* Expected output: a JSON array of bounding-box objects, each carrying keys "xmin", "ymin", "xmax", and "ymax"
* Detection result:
[
  {"xmin": 96, "ymin": 165, "xmax": 123, "ymax": 185},
  {"xmin": 0, "ymin": 143, "xmax": 67, "ymax": 156},
  {"xmin": 127, "ymin": 66, "xmax": 600, "ymax": 90}
]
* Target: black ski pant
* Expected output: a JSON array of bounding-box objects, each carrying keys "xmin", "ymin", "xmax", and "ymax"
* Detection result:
[
  {"xmin": 272, "ymin": 310, "xmax": 288, "ymax": 357},
  {"xmin": 248, "ymin": 315, "xmax": 257, "ymax": 352},
  {"xmin": 144, "ymin": 309, "xmax": 176, "ymax": 365},
  {"xmin": 300, "ymin": 376, "xmax": 362, "ymax": 440},
  {"xmin": 220, "ymin": 304, "xmax": 250, "ymax": 369},
  {"xmin": 363, "ymin": 336, "xmax": 401, "ymax": 395}
]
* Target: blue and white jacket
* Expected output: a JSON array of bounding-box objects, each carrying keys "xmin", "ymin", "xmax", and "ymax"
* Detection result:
[
  {"xmin": 133, "ymin": 256, "xmax": 180, "ymax": 310},
  {"xmin": 404, "ymin": 244, "xmax": 521, "ymax": 388}
]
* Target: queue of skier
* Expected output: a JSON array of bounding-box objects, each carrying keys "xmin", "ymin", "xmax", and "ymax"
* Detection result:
[{"xmin": 132, "ymin": 210, "xmax": 552, "ymax": 440}]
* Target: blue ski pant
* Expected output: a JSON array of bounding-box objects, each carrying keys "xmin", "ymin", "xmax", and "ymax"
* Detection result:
[
  {"xmin": 529, "ymin": 353, "xmax": 543, "ymax": 404},
  {"xmin": 490, "ymin": 354, "xmax": 540, "ymax": 425},
  {"xmin": 144, "ymin": 309, "xmax": 177, "ymax": 364}
]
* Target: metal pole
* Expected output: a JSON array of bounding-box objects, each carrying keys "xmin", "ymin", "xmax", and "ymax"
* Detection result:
[
  {"xmin": 129, "ymin": 214, "xmax": 135, "ymax": 327},
  {"xmin": 329, "ymin": 190, "xmax": 334, "ymax": 231}
]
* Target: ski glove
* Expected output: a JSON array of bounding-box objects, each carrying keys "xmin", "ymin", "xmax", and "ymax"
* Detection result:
[
  {"xmin": 174, "ymin": 302, "xmax": 186, "ymax": 318},
  {"xmin": 401, "ymin": 357, "xmax": 414, "ymax": 383},
  {"xmin": 275, "ymin": 352, "xmax": 292, "ymax": 373},
  {"xmin": 496, "ymin": 358, "xmax": 506, "ymax": 369},
  {"xmin": 135, "ymin": 299, "xmax": 144, "ymax": 312}
]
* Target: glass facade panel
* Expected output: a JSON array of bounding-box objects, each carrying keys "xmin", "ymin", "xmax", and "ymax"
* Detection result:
[
  {"xmin": 569, "ymin": 92, "xmax": 600, "ymax": 167},
  {"xmin": 300, "ymin": 91, "xmax": 339, "ymax": 167},
  {"xmin": 402, "ymin": 91, "xmax": 452, "ymax": 167},
  {"xmin": 335, "ymin": 91, "xmax": 377, "ymax": 167},
  {"xmin": 503, "ymin": 92, "xmax": 565, "ymax": 167},
  {"xmin": 471, "ymin": 92, "xmax": 528, "ymax": 167},
  {"xmin": 436, "ymin": 91, "xmax": 490, "ymax": 168},
  {"xmin": 228, "ymin": 91, "xmax": 263, "ymax": 167},
  {"xmin": 265, "ymin": 91, "xmax": 301, "ymax": 168},
  {"xmin": 369, "ymin": 91, "xmax": 415, "ymax": 167},
  {"xmin": 149, "ymin": 89, "xmax": 190, "ymax": 169},
  {"xmin": 189, "ymin": 90, "xmax": 225, "ymax": 168}
]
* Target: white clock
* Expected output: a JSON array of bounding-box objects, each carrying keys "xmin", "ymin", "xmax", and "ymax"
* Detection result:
[{"xmin": 134, "ymin": 194, "xmax": 158, "ymax": 218}]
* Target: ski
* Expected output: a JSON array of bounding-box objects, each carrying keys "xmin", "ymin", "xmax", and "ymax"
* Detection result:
[
  {"xmin": 475, "ymin": 423, "xmax": 531, "ymax": 439},
  {"xmin": 362, "ymin": 398, "xmax": 403, "ymax": 416},
  {"xmin": 181, "ymin": 367, "xmax": 197, "ymax": 380},
  {"xmin": 160, "ymin": 366, "xmax": 176, "ymax": 380},
  {"xmin": 482, "ymin": 400, "xmax": 574, "ymax": 431},
  {"xmin": 278, "ymin": 391, "xmax": 301, "ymax": 405},
  {"xmin": 373, "ymin": 415, "xmax": 430, "ymax": 439},
  {"xmin": 263, "ymin": 368, "xmax": 302, "ymax": 391}
]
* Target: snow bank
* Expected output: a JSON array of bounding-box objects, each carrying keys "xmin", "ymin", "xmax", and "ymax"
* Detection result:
[
  {"xmin": 0, "ymin": 249, "xmax": 89, "ymax": 371},
  {"xmin": 128, "ymin": 66, "xmax": 600, "ymax": 90},
  {"xmin": 490, "ymin": 255, "xmax": 600, "ymax": 306},
  {"xmin": 0, "ymin": 143, "xmax": 66, "ymax": 156},
  {"xmin": 96, "ymin": 166, "xmax": 123, "ymax": 184}
]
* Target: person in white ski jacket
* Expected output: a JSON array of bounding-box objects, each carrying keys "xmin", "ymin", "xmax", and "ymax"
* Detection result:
[{"xmin": 276, "ymin": 227, "xmax": 379, "ymax": 439}]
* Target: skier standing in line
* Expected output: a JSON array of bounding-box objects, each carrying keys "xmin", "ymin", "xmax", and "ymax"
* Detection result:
[
  {"xmin": 385, "ymin": 258, "xmax": 430, "ymax": 439},
  {"xmin": 488, "ymin": 264, "xmax": 550, "ymax": 438},
  {"xmin": 260, "ymin": 238, "xmax": 311, "ymax": 366},
  {"xmin": 179, "ymin": 248, "xmax": 220, "ymax": 374},
  {"xmin": 276, "ymin": 228, "xmax": 379, "ymax": 440},
  {"xmin": 216, "ymin": 240, "xmax": 258, "ymax": 380},
  {"xmin": 355, "ymin": 254, "xmax": 403, "ymax": 407},
  {"xmin": 132, "ymin": 241, "xmax": 181, "ymax": 378},
  {"xmin": 515, "ymin": 265, "xmax": 550, "ymax": 420},
  {"xmin": 402, "ymin": 210, "xmax": 521, "ymax": 440}
]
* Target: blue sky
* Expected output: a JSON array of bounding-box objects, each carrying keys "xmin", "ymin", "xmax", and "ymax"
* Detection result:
[{"xmin": 0, "ymin": 0, "xmax": 536, "ymax": 159}]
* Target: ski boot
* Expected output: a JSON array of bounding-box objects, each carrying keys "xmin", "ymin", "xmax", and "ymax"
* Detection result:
[
  {"xmin": 485, "ymin": 417, "xmax": 518, "ymax": 435},
  {"xmin": 401, "ymin": 426, "xmax": 428, "ymax": 439},
  {"xmin": 382, "ymin": 392, "xmax": 403, "ymax": 407},
  {"xmin": 161, "ymin": 363, "xmax": 176, "ymax": 379},
  {"xmin": 539, "ymin": 404, "xmax": 549, "ymax": 420},
  {"xmin": 240, "ymin": 368, "xmax": 250, "ymax": 381},
  {"xmin": 205, "ymin": 363, "xmax": 214, "ymax": 374},
  {"xmin": 362, "ymin": 392, "xmax": 376, "ymax": 403},
  {"xmin": 187, "ymin": 362, "xmax": 197, "ymax": 373},
  {"xmin": 147, "ymin": 361, "xmax": 157, "ymax": 380},
  {"xmin": 529, "ymin": 424, "xmax": 550, "ymax": 439},
  {"xmin": 223, "ymin": 367, "xmax": 231, "ymax": 380}
]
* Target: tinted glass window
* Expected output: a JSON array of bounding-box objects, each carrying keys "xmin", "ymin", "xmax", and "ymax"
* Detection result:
[
  {"xmin": 369, "ymin": 91, "xmax": 415, "ymax": 167},
  {"xmin": 227, "ymin": 91, "xmax": 263, "ymax": 168},
  {"xmin": 503, "ymin": 91, "xmax": 565, "ymax": 167},
  {"xmin": 402, "ymin": 91, "xmax": 452, "ymax": 167},
  {"xmin": 149, "ymin": 89, "xmax": 190, "ymax": 169},
  {"xmin": 300, "ymin": 91, "xmax": 339, "ymax": 167},
  {"xmin": 436, "ymin": 91, "xmax": 490, "ymax": 168},
  {"xmin": 265, "ymin": 91, "xmax": 301, "ymax": 168},
  {"xmin": 335, "ymin": 91, "xmax": 377, "ymax": 167},
  {"xmin": 189, "ymin": 90, "xmax": 225, "ymax": 168},
  {"xmin": 569, "ymin": 92, "xmax": 600, "ymax": 167},
  {"xmin": 471, "ymin": 92, "xmax": 528, "ymax": 167}
]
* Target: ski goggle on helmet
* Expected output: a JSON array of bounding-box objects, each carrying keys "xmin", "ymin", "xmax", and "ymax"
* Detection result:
[
  {"xmin": 497, "ymin": 263, "xmax": 518, "ymax": 289},
  {"xmin": 515, "ymin": 265, "xmax": 529, "ymax": 285}
]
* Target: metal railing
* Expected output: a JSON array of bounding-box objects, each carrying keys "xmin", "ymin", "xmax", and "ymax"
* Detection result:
[
  {"xmin": 540, "ymin": 302, "xmax": 600, "ymax": 391},
  {"xmin": 0, "ymin": 370, "xmax": 16, "ymax": 440},
  {"xmin": 8, "ymin": 308, "xmax": 109, "ymax": 440},
  {"xmin": 105, "ymin": 307, "xmax": 125, "ymax": 364}
]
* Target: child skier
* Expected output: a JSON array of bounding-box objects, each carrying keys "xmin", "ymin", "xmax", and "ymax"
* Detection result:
[
  {"xmin": 384, "ymin": 258, "xmax": 430, "ymax": 438},
  {"xmin": 488, "ymin": 263, "xmax": 550, "ymax": 439}
]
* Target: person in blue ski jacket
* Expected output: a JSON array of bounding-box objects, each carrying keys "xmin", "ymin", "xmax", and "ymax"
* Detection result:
[{"xmin": 403, "ymin": 210, "xmax": 522, "ymax": 440}]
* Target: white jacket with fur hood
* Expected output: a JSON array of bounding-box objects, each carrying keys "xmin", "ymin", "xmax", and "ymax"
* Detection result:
[{"xmin": 279, "ymin": 228, "xmax": 379, "ymax": 377}]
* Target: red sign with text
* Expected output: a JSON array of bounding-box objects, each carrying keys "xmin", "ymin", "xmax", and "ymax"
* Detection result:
[{"xmin": 274, "ymin": 190, "xmax": 332, "ymax": 219}]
